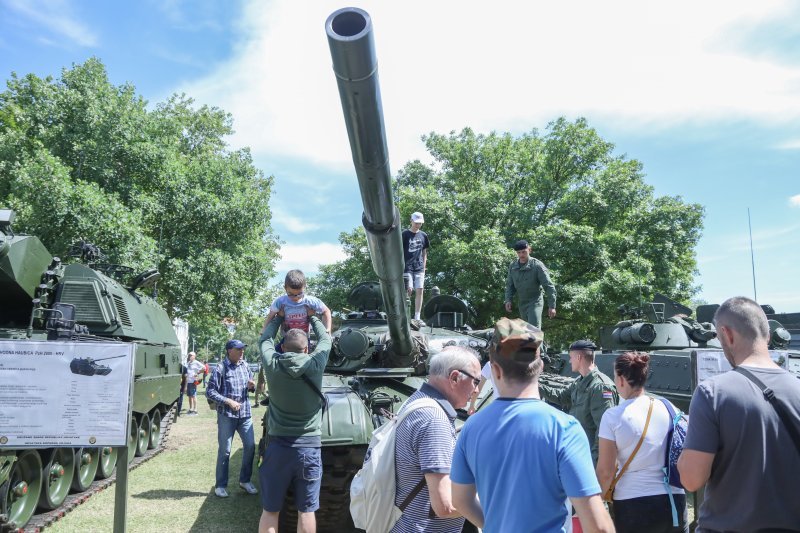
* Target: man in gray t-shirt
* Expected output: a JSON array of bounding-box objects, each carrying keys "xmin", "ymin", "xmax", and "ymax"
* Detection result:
[{"xmin": 678, "ymin": 297, "xmax": 800, "ymax": 532}]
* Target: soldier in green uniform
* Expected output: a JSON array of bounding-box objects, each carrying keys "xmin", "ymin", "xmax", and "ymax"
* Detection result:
[
  {"xmin": 504, "ymin": 240, "xmax": 557, "ymax": 329},
  {"xmin": 539, "ymin": 340, "xmax": 618, "ymax": 464}
]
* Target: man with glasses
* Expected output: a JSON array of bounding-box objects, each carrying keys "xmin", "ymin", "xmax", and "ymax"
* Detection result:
[
  {"xmin": 392, "ymin": 346, "xmax": 481, "ymax": 533},
  {"xmin": 261, "ymin": 269, "xmax": 332, "ymax": 338}
]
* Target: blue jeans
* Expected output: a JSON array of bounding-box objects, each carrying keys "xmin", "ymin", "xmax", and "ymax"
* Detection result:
[{"xmin": 215, "ymin": 415, "xmax": 255, "ymax": 489}]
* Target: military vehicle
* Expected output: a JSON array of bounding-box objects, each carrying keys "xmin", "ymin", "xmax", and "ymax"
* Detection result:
[
  {"xmin": 542, "ymin": 294, "xmax": 799, "ymax": 412},
  {"xmin": 0, "ymin": 209, "xmax": 181, "ymax": 529},
  {"xmin": 255, "ymin": 9, "xmax": 489, "ymax": 531},
  {"xmin": 69, "ymin": 354, "xmax": 127, "ymax": 376}
]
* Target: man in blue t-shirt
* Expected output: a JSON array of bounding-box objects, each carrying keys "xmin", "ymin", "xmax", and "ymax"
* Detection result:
[
  {"xmin": 451, "ymin": 318, "xmax": 613, "ymax": 533},
  {"xmin": 402, "ymin": 211, "xmax": 430, "ymax": 321}
]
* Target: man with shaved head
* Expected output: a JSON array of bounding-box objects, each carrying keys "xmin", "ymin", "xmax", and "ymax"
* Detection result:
[{"xmin": 678, "ymin": 296, "xmax": 800, "ymax": 532}]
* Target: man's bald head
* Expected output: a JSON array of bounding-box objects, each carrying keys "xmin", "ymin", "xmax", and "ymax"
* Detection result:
[{"xmin": 714, "ymin": 296, "xmax": 769, "ymax": 342}]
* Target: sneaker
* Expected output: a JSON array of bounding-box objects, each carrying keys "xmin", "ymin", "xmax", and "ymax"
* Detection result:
[
  {"xmin": 187, "ymin": 411, "xmax": 198, "ymax": 416},
  {"xmin": 214, "ymin": 487, "xmax": 229, "ymax": 498},
  {"xmin": 239, "ymin": 482, "xmax": 258, "ymax": 494}
]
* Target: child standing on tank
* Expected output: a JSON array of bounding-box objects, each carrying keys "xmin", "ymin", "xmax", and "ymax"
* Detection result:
[{"xmin": 261, "ymin": 270, "xmax": 332, "ymax": 342}]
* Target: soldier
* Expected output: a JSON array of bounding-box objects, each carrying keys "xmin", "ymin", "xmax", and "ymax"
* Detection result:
[
  {"xmin": 539, "ymin": 340, "xmax": 618, "ymax": 464},
  {"xmin": 504, "ymin": 240, "xmax": 556, "ymax": 328}
]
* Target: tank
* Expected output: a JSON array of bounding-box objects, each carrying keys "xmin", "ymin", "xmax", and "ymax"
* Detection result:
[
  {"xmin": 0, "ymin": 209, "xmax": 181, "ymax": 530},
  {"xmin": 543, "ymin": 293, "xmax": 800, "ymax": 412},
  {"xmin": 256, "ymin": 9, "xmax": 489, "ymax": 531}
]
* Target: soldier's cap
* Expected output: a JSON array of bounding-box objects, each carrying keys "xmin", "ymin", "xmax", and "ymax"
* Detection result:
[
  {"xmin": 513, "ymin": 239, "xmax": 529, "ymax": 251},
  {"xmin": 490, "ymin": 317, "xmax": 543, "ymax": 362},
  {"xmin": 569, "ymin": 340, "xmax": 598, "ymax": 351},
  {"xmin": 411, "ymin": 211, "xmax": 425, "ymax": 223},
  {"xmin": 225, "ymin": 339, "xmax": 247, "ymax": 350}
]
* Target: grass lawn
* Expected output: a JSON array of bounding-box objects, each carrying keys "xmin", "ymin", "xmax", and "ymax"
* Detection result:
[{"xmin": 51, "ymin": 385, "xmax": 266, "ymax": 533}]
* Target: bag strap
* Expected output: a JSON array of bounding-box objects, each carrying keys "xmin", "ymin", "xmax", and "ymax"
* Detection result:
[
  {"xmin": 605, "ymin": 397, "xmax": 654, "ymax": 499},
  {"xmin": 300, "ymin": 374, "xmax": 328, "ymax": 413},
  {"xmin": 734, "ymin": 366, "xmax": 800, "ymax": 453}
]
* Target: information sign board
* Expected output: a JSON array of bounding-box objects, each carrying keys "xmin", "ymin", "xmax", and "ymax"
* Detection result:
[
  {"xmin": 696, "ymin": 349, "xmax": 789, "ymax": 383},
  {"xmin": 0, "ymin": 340, "xmax": 135, "ymax": 447}
]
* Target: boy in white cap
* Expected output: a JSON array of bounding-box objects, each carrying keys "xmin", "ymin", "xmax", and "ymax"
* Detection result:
[{"xmin": 402, "ymin": 211, "xmax": 430, "ymax": 321}]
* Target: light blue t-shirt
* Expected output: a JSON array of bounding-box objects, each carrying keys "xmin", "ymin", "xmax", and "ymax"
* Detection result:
[
  {"xmin": 269, "ymin": 294, "xmax": 327, "ymax": 333},
  {"xmin": 451, "ymin": 398, "xmax": 600, "ymax": 533}
]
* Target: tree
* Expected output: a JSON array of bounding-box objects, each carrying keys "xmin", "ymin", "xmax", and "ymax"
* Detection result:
[
  {"xmin": 312, "ymin": 118, "xmax": 704, "ymax": 348},
  {"xmin": 0, "ymin": 58, "xmax": 279, "ymax": 338}
]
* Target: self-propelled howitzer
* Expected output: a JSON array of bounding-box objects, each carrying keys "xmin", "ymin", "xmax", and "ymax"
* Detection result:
[{"xmin": 0, "ymin": 209, "xmax": 181, "ymax": 529}]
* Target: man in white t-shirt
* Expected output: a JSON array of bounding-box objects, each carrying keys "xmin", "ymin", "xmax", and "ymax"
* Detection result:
[{"xmin": 185, "ymin": 351, "xmax": 206, "ymax": 415}]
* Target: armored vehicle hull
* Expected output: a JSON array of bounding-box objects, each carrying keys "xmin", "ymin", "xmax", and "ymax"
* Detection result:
[{"xmin": 0, "ymin": 213, "xmax": 181, "ymax": 530}]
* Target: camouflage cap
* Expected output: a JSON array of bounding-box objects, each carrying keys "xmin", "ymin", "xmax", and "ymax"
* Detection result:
[{"xmin": 490, "ymin": 317, "xmax": 543, "ymax": 362}]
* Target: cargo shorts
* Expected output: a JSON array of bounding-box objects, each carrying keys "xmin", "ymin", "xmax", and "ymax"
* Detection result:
[
  {"xmin": 259, "ymin": 440, "xmax": 322, "ymax": 513},
  {"xmin": 403, "ymin": 271, "xmax": 424, "ymax": 290}
]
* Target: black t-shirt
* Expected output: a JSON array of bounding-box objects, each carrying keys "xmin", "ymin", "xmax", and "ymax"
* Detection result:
[{"xmin": 402, "ymin": 229, "xmax": 429, "ymax": 273}]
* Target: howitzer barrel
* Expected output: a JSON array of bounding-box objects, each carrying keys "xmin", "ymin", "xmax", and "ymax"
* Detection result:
[{"xmin": 326, "ymin": 8, "xmax": 415, "ymax": 363}]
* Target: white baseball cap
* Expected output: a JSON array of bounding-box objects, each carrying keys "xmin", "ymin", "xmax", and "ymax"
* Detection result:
[{"xmin": 411, "ymin": 212, "xmax": 425, "ymax": 223}]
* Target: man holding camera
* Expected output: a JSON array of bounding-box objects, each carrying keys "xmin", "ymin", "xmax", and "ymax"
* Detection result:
[
  {"xmin": 258, "ymin": 308, "xmax": 332, "ymax": 533},
  {"xmin": 206, "ymin": 339, "xmax": 258, "ymax": 498}
]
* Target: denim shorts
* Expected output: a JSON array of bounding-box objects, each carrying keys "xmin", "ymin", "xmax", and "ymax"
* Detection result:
[
  {"xmin": 186, "ymin": 383, "xmax": 198, "ymax": 397},
  {"xmin": 403, "ymin": 271, "xmax": 424, "ymax": 290},
  {"xmin": 259, "ymin": 441, "xmax": 322, "ymax": 513}
]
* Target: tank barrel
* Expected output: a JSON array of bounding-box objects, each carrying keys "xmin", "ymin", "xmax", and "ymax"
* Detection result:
[{"xmin": 326, "ymin": 7, "xmax": 415, "ymax": 363}]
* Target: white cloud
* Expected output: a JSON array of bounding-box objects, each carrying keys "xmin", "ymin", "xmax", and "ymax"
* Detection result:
[
  {"xmin": 178, "ymin": 0, "xmax": 800, "ymax": 170},
  {"xmin": 775, "ymin": 139, "xmax": 800, "ymax": 150},
  {"xmin": 5, "ymin": 0, "xmax": 98, "ymax": 47},
  {"xmin": 790, "ymin": 194, "xmax": 800, "ymax": 207},
  {"xmin": 275, "ymin": 242, "xmax": 346, "ymax": 274},
  {"xmin": 272, "ymin": 207, "xmax": 323, "ymax": 234}
]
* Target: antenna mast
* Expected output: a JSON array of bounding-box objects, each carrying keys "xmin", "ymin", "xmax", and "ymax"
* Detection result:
[{"xmin": 748, "ymin": 208, "xmax": 757, "ymax": 302}]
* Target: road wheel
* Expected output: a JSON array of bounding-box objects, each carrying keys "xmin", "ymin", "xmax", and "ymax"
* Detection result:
[
  {"xmin": 2, "ymin": 450, "xmax": 42, "ymax": 529},
  {"xmin": 148, "ymin": 409, "xmax": 162, "ymax": 449},
  {"xmin": 38, "ymin": 448, "xmax": 75, "ymax": 510},
  {"xmin": 71, "ymin": 448, "xmax": 99, "ymax": 492},
  {"xmin": 95, "ymin": 447, "xmax": 117, "ymax": 479},
  {"xmin": 135, "ymin": 413, "xmax": 150, "ymax": 457}
]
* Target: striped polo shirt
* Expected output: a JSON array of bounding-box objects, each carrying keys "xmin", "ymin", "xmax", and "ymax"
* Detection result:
[{"xmin": 392, "ymin": 383, "xmax": 464, "ymax": 533}]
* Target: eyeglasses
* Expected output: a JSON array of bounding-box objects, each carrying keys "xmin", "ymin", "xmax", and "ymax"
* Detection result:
[
  {"xmin": 286, "ymin": 291, "xmax": 304, "ymax": 299},
  {"xmin": 456, "ymin": 369, "xmax": 481, "ymax": 387}
]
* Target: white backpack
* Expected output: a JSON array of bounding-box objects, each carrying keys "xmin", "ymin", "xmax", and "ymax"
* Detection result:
[{"xmin": 350, "ymin": 397, "xmax": 440, "ymax": 532}]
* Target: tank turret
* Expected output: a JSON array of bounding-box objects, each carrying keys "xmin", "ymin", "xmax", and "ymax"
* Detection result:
[{"xmin": 599, "ymin": 294, "xmax": 720, "ymax": 351}]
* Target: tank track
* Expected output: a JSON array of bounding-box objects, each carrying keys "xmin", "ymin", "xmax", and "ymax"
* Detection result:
[
  {"xmin": 279, "ymin": 444, "xmax": 368, "ymax": 533},
  {"xmin": 0, "ymin": 406, "xmax": 175, "ymax": 533}
]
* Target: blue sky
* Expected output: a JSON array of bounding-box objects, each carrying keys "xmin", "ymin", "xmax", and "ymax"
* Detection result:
[{"xmin": 2, "ymin": 0, "xmax": 799, "ymax": 311}]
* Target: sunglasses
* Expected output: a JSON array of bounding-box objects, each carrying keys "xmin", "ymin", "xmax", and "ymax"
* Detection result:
[
  {"xmin": 456, "ymin": 369, "xmax": 481, "ymax": 387},
  {"xmin": 286, "ymin": 291, "xmax": 304, "ymax": 299}
]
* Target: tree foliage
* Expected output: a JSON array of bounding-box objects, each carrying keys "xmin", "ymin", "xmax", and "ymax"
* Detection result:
[
  {"xmin": 313, "ymin": 118, "xmax": 704, "ymax": 348},
  {"xmin": 0, "ymin": 58, "xmax": 279, "ymax": 342}
]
